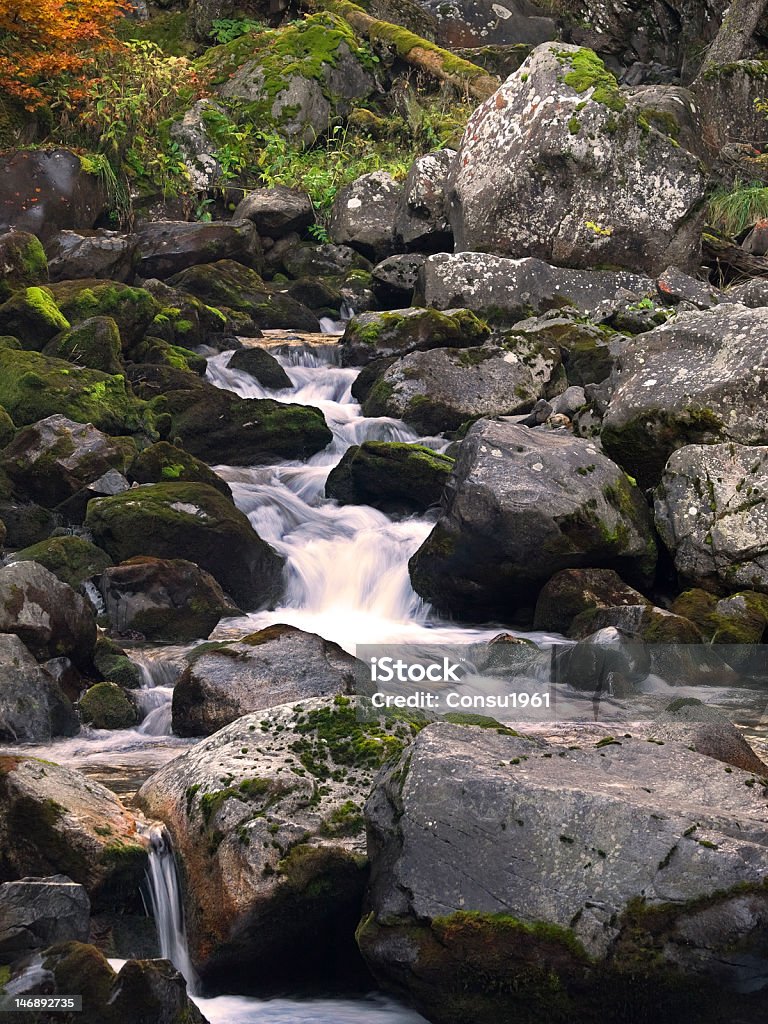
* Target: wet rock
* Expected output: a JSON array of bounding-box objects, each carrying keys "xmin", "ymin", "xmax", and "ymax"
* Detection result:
[
  {"xmin": 46, "ymin": 230, "xmax": 137, "ymax": 284},
  {"xmin": 282, "ymin": 242, "xmax": 372, "ymax": 280},
  {"xmin": 93, "ymin": 636, "xmax": 142, "ymax": 690},
  {"xmin": 359, "ymin": 721, "xmax": 768, "ymax": 1024},
  {"xmin": 234, "ymin": 186, "xmax": 314, "ymax": 239},
  {"xmin": 329, "ymin": 172, "xmax": 403, "ymax": 262},
  {"xmin": 0, "ymin": 286, "xmax": 70, "ymax": 349},
  {"xmin": 362, "ymin": 336, "xmax": 564, "ymax": 433},
  {"xmin": 1, "ymin": 414, "xmax": 135, "ymax": 508},
  {"xmin": 48, "ymin": 279, "xmax": 159, "ymax": 348},
  {"xmin": 85, "ymin": 481, "xmax": 284, "ymax": 610},
  {"xmin": 8, "ymin": 537, "xmax": 113, "ymax": 589},
  {"xmin": 370, "ymin": 254, "xmax": 425, "ymax": 306},
  {"xmin": 138, "ymin": 696, "xmax": 420, "ymax": 986},
  {"xmin": 0, "ymin": 758, "xmax": 148, "ymax": 909},
  {"xmin": 418, "ymin": 251, "xmax": 652, "ymax": 321},
  {"xmin": 533, "ymin": 567, "xmax": 650, "ymax": 634},
  {"xmin": 448, "ymin": 44, "xmax": 707, "ymax": 275},
  {"xmin": 648, "ymin": 697, "xmax": 768, "ymax": 774},
  {"xmin": 0, "ymin": 561, "xmax": 96, "ymax": 668},
  {"xmin": 99, "ymin": 556, "xmax": 236, "ymax": 642},
  {"xmin": 0, "ymin": 230, "xmax": 48, "ymax": 300},
  {"xmin": 340, "ymin": 306, "xmax": 489, "ymax": 367},
  {"xmin": 394, "ymin": 150, "xmax": 455, "ymax": 254},
  {"xmin": 568, "ymin": 602, "xmax": 702, "ymax": 643},
  {"xmin": 0, "ymin": 634, "xmax": 78, "ymax": 743},
  {"xmin": 0, "ymin": 149, "xmax": 108, "ymax": 242},
  {"xmin": 601, "ymin": 305, "xmax": 768, "ymax": 487},
  {"xmin": 409, "ymin": 419, "xmax": 657, "ymax": 619},
  {"xmin": 553, "ymin": 624, "xmax": 651, "ymax": 695},
  {"xmin": 128, "ymin": 441, "xmax": 233, "ymax": 499},
  {"xmin": 227, "ymin": 347, "xmax": 293, "ymax": 389},
  {"xmin": 134, "ymin": 219, "xmax": 261, "ymax": 279},
  {"xmin": 106, "ymin": 956, "xmax": 208, "ymax": 1024},
  {"xmin": 44, "ymin": 315, "xmax": 124, "ymax": 374},
  {"xmin": 654, "ymin": 442, "xmax": 768, "ymax": 594},
  {"xmin": 79, "ymin": 682, "xmax": 138, "ymax": 730},
  {"xmin": 0, "ymin": 876, "xmax": 90, "ymax": 963},
  {"xmin": 672, "ymin": 588, "xmax": 768, "ymax": 645},
  {"xmin": 326, "ymin": 441, "xmax": 453, "ymax": 514}
]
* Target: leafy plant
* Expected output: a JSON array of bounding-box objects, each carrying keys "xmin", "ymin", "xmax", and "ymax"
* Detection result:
[
  {"xmin": 708, "ymin": 181, "xmax": 768, "ymax": 237},
  {"xmin": 210, "ymin": 18, "xmax": 265, "ymax": 45}
]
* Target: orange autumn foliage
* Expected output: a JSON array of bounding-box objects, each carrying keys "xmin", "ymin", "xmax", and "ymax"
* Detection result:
[{"xmin": 0, "ymin": 0, "xmax": 128, "ymax": 109}]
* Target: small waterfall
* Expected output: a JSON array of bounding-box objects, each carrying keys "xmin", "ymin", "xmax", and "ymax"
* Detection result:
[
  {"xmin": 83, "ymin": 580, "xmax": 106, "ymax": 616},
  {"xmin": 144, "ymin": 823, "xmax": 199, "ymax": 994}
]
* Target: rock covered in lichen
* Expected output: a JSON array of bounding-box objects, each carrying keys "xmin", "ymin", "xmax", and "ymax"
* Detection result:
[
  {"xmin": 325, "ymin": 440, "xmax": 453, "ymax": 513},
  {"xmin": 0, "ymin": 634, "xmax": 78, "ymax": 743},
  {"xmin": 340, "ymin": 306, "xmax": 489, "ymax": 366}
]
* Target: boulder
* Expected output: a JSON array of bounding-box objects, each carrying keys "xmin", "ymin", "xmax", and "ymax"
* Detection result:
[
  {"xmin": 227, "ymin": 346, "xmax": 293, "ymax": 389},
  {"xmin": 504, "ymin": 309, "xmax": 622, "ymax": 386},
  {"xmin": 370, "ymin": 253, "xmax": 426, "ymax": 306},
  {"xmin": 601, "ymin": 305, "xmax": 768, "ymax": 488},
  {"xmin": 654, "ymin": 442, "xmax": 768, "ymax": 594},
  {"xmin": 125, "ymin": 363, "xmax": 331, "ymax": 465},
  {"xmin": 0, "ymin": 634, "xmax": 78, "ymax": 743},
  {"xmin": 233, "ymin": 186, "xmax": 314, "ymax": 238},
  {"xmin": 0, "ymin": 876, "xmax": 90, "ymax": 963},
  {"xmin": 568, "ymin": 602, "xmax": 702, "ymax": 643},
  {"xmin": 93, "ymin": 636, "xmax": 143, "ymax": 690},
  {"xmin": 394, "ymin": 150, "xmax": 455, "ymax": 253},
  {"xmin": 448, "ymin": 44, "xmax": 707, "ymax": 275},
  {"xmin": 340, "ymin": 306, "xmax": 489, "ymax": 367},
  {"xmin": 172, "ymin": 625, "xmax": 360, "ymax": 736},
  {"xmin": 0, "ymin": 499, "xmax": 54, "ymax": 548},
  {"xmin": 359, "ymin": 721, "xmax": 768, "ymax": 1024},
  {"xmin": 325, "ymin": 441, "xmax": 453, "ymax": 514},
  {"xmin": 533, "ymin": 567, "xmax": 650, "ymax": 634},
  {"xmin": 133, "ymin": 219, "xmax": 261, "ymax": 279},
  {"xmin": 169, "ymin": 98, "xmax": 223, "ymax": 191},
  {"xmin": 128, "ymin": 441, "xmax": 233, "ymax": 498},
  {"xmin": 648, "ymin": 697, "xmax": 768, "ymax": 774},
  {"xmin": 85, "ymin": 482, "xmax": 284, "ymax": 609},
  {"xmin": 48, "ymin": 279, "xmax": 159, "ymax": 348},
  {"xmin": 79, "ymin": 682, "xmax": 139, "ymax": 730},
  {"xmin": 0, "ymin": 561, "xmax": 96, "ymax": 668},
  {"xmin": 44, "ymin": 315, "xmax": 124, "ymax": 374},
  {"xmin": 0, "ymin": 348, "xmax": 152, "ymax": 437},
  {"xmin": 0, "ymin": 230, "xmax": 48, "ymax": 300},
  {"xmin": 672, "ymin": 588, "xmax": 768, "ymax": 645},
  {"xmin": 362, "ymin": 337, "xmax": 564, "ymax": 433},
  {"xmin": 419, "ymin": 0, "xmax": 557, "ymax": 47},
  {"xmin": 282, "ymin": 242, "xmax": 371, "ymax": 279},
  {"xmin": 1, "ymin": 414, "xmax": 135, "ymax": 507},
  {"xmin": 138, "ymin": 696, "xmax": 420, "ymax": 985},
  {"xmin": 0, "ymin": 149, "xmax": 108, "ymax": 241},
  {"xmin": 0, "ymin": 286, "xmax": 70, "ymax": 349},
  {"xmin": 46, "ymin": 229, "xmax": 137, "ymax": 284},
  {"xmin": 0, "ymin": 758, "xmax": 147, "ymax": 909},
  {"xmin": 417, "ymin": 251, "xmax": 652, "ymax": 321},
  {"xmin": 99, "ymin": 556, "xmax": 236, "ymax": 642},
  {"xmin": 329, "ymin": 172, "xmax": 402, "ymax": 262},
  {"xmin": 409, "ymin": 419, "xmax": 657, "ymax": 619},
  {"xmin": 8, "ymin": 537, "xmax": 113, "ymax": 589}
]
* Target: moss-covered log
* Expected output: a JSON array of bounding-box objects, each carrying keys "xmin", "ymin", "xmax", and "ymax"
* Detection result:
[{"xmin": 304, "ymin": 0, "xmax": 500, "ymax": 100}]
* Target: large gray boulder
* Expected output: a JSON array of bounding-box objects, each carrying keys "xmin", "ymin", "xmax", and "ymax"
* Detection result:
[
  {"xmin": 417, "ymin": 251, "xmax": 652, "ymax": 320},
  {"xmin": 362, "ymin": 338, "xmax": 565, "ymax": 433},
  {"xmin": 648, "ymin": 698, "xmax": 768, "ymax": 774},
  {"xmin": 0, "ymin": 876, "xmax": 90, "ymax": 963},
  {"xmin": 394, "ymin": 150, "xmax": 455, "ymax": 254},
  {"xmin": 601, "ymin": 304, "xmax": 768, "ymax": 487},
  {"xmin": 133, "ymin": 219, "xmax": 260, "ymax": 279},
  {"xmin": 138, "ymin": 696, "xmax": 420, "ymax": 985},
  {"xmin": 329, "ymin": 172, "xmax": 403, "ymax": 262},
  {"xmin": 359, "ymin": 721, "xmax": 768, "ymax": 1024},
  {"xmin": 233, "ymin": 186, "xmax": 314, "ymax": 239},
  {"xmin": 172, "ymin": 625, "xmax": 360, "ymax": 736},
  {"xmin": 409, "ymin": 419, "xmax": 657, "ymax": 619},
  {"xmin": 340, "ymin": 306, "xmax": 490, "ymax": 367},
  {"xmin": 417, "ymin": 0, "xmax": 557, "ymax": 47},
  {"xmin": 447, "ymin": 44, "xmax": 707, "ymax": 275},
  {"xmin": 46, "ymin": 230, "xmax": 137, "ymax": 283},
  {"xmin": 0, "ymin": 634, "xmax": 78, "ymax": 743},
  {"xmin": 654, "ymin": 442, "xmax": 768, "ymax": 594}
]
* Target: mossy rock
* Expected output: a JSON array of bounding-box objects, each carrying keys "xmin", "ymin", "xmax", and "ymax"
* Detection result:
[
  {"xmin": 85, "ymin": 481, "xmax": 284, "ymax": 609},
  {"xmin": 10, "ymin": 536, "xmax": 113, "ymax": 589},
  {"xmin": 93, "ymin": 635, "xmax": 142, "ymax": 689},
  {"xmin": 672, "ymin": 588, "xmax": 768, "ymax": 644},
  {"xmin": 44, "ymin": 941, "xmax": 116, "ymax": 1010},
  {"xmin": 227, "ymin": 346, "xmax": 293, "ymax": 389},
  {"xmin": 127, "ymin": 335, "xmax": 207, "ymax": 374},
  {"xmin": 48, "ymin": 280, "xmax": 159, "ymax": 349},
  {"xmin": 341, "ymin": 307, "xmax": 491, "ymax": 367},
  {"xmin": 79, "ymin": 681, "xmax": 138, "ymax": 729},
  {"xmin": 129, "ymin": 440, "xmax": 233, "ymax": 498},
  {"xmin": 0, "ymin": 405, "xmax": 15, "ymax": 448},
  {"xmin": 43, "ymin": 316, "xmax": 124, "ymax": 375},
  {"xmin": 0, "ymin": 347, "xmax": 154, "ymax": 438},
  {"xmin": 0, "ymin": 230, "xmax": 49, "ymax": 302},
  {"xmin": 326, "ymin": 440, "xmax": 453, "ymax": 513},
  {"xmin": 0, "ymin": 286, "xmax": 69, "ymax": 350}
]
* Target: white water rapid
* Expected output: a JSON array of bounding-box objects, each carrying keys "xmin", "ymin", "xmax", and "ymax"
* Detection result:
[{"xmin": 143, "ymin": 822, "xmax": 199, "ymax": 994}]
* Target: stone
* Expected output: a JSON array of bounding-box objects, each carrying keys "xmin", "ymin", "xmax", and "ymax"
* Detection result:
[
  {"xmin": 134, "ymin": 219, "xmax": 261, "ymax": 279},
  {"xmin": 48, "ymin": 279, "xmax": 159, "ymax": 348},
  {"xmin": 419, "ymin": 0, "xmax": 557, "ymax": 47},
  {"xmin": 79, "ymin": 682, "xmax": 138, "ymax": 730},
  {"xmin": 0, "ymin": 634, "xmax": 78, "ymax": 743},
  {"xmin": 568, "ymin": 602, "xmax": 702, "ymax": 643},
  {"xmin": 8, "ymin": 537, "xmax": 113, "ymax": 589},
  {"xmin": 46, "ymin": 230, "xmax": 137, "ymax": 284},
  {"xmin": 409, "ymin": 419, "xmax": 657, "ymax": 620},
  {"xmin": 0, "ymin": 499, "xmax": 54, "ymax": 548},
  {"xmin": 533, "ymin": 567, "xmax": 650, "ymax": 634},
  {"xmin": 362, "ymin": 336, "xmax": 564, "ymax": 433},
  {"xmin": 0, "ymin": 561, "xmax": 96, "ymax": 668},
  {"xmin": 99, "ymin": 556, "xmax": 236, "ymax": 642},
  {"xmin": 128, "ymin": 441, "xmax": 233, "ymax": 498},
  {"xmin": 282, "ymin": 242, "xmax": 371, "ymax": 279},
  {"xmin": 172, "ymin": 625, "xmax": 361, "ymax": 736},
  {"xmin": 227, "ymin": 346, "xmax": 293, "ymax": 389},
  {"xmin": 394, "ymin": 150, "xmax": 455, "ymax": 254},
  {"xmin": 601, "ymin": 304, "xmax": 768, "ymax": 488},
  {"xmin": 325, "ymin": 441, "xmax": 453, "ymax": 514},
  {"xmin": 44, "ymin": 315, "xmax": 124, "ymax": 374},
  {"xmin": 657, "ymin": 265, "xmax": 720, "ymax": 308},
  {"xmin": 672, "ymin": 588, "xmax": 768, "ymax": 645},
  {"xmin": 0, "ymin": 230, "xmax": 48, "ymax": 300},
  {"xmin": 417, "ymin": 251, "xmax": 653, "ymax": 321},
  {"xmin": 654, "ymin": 442, "xmax": 768, "ymax": 594},
  {"xmin": 85, "ymin": 481, "xmax": 284, "ymax": 609},
  {"xmin": 169, "ymin": 98, "xmax": 223, "ymax": 191},
  {"xmin": 93, "ymin": 636, "xmax": 142, "ymax": 690},
  {"xmin": 138, "ymin": 696, "xmax": 420, "ymax": 984},
  {"xmin": 329, "ymin": 172, "xmax": 402, "ymax": 262},
  {"xmin": 370, "ymin": 253, "xmax": 426, "ymax": 306},
  {"xmin": 0, "ymin": 876, "xmax": 90, "ymax": 963},
  {"xmin": 233, "ymin": 186, "xmax": 314, "ymax": 238},
  {"xmin": 359, "ymin": 721, "xmax": 768, "ymax": 1023},
  {"xmin": 648, "ymin": 697, "xmax": 768, "ymax": 774},
  {"xmin": 0, "ymin": 286, "xmax": 70, "ymax": 349},
  {"xmin": 448, "ymin": 44, "xmax": 707, "ymax": 275},
  {"xmin": 0, "ymin": 758, "xmax": 148, "ymax": 909},
  {"xmin": 340, "ymin": 306, "xmax": 490, "ymax": 367}
]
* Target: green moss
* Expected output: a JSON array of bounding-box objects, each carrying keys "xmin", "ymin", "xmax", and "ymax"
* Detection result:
[
  {"xmin": 93, "ymin": 636, "xmax": 143, "ymax": 689},
  {"xmin": 558, "ymin": 47, "xmax": 626, "ymax": 112},
  {"xmin": 0, "ymin": 233, "xmax": 48, "ymax": 302},
  {"xmin": 443, "ymin": 712, "xmax": 520, "ymax": 735},
  {"xmin": 117, "ymin": 10, "xmax": 195, "ymax": 57},
  {"xmin": 10, "ymin": 536, "xmax": 113, "ymax": 588},
  {"xmin": 320, "ymin": 799, "xmax": 365, "ymax": 836},
  {"xmin": 568, "ymin": 116, "xmax": 581, "ymax": 134},
  {"xmin": 79, "ymin": 682, "xmax": 138, "ymax": 730}
]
